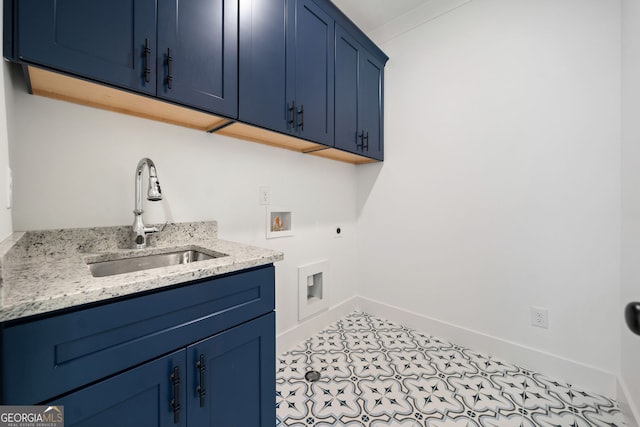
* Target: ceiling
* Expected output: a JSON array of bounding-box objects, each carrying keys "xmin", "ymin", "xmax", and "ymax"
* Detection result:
[{"xmin": 330, "ymin": 0, "xmax": 433, "ymax": 33}]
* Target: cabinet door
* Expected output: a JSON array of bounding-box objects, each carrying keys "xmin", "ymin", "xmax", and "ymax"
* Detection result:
[
  {"xmin": 46, "ymin": 351, "xmax": 186, "ymax": 427},
  {"xmin": 292, "ymin": 0, "xmax": 334, "ymax": 145},
  {"xmin": 187, "ymin": 312, "xmax": 275, "ymax": 426},
  {"xmin": 335, "ymin": 24, "xmax": 384, "ymax": 161},
  {"xmin": 17, "ymin": 0, "xmax": 156, "ymax": 95},
  {"xmin": 359, "ymin": 52, "xmax": 384, "ymax": 160},
  {"xmin": 238, "ymin": 0, "xmax": 291, "ymax": 133},
  {"xmin": 158, "ymin": 0, "xmax": 238, "ymax": 118},
  {"xmin": 334, "ymin": 24, "xmax": 360, "ymax": 154}
]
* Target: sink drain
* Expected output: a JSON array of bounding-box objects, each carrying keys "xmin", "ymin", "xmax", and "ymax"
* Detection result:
[{"xmin": 304, "ymin": 370, "xmax": 321, "ymax": 382}]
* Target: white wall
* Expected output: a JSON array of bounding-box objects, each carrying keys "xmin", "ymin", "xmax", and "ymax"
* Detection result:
[
  {"xmin": 4, "ymin": 0, "xmax": 634, "ymax": 404},
  {"xmin": 357, "ymin": 0, "xmax": 621, "ymax": 389},
  {"xmin": 0, "ymin": 8, "xmax": 14, "ymax": 239},
  {"xmin": 4, "ymin": 65, "xmax": 358, "ymax": 336},
  {"xmin": 621, "ymin": 0, "xmax": 640, "ymax": 419}
]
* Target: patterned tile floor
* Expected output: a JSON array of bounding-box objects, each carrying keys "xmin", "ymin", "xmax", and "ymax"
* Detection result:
[{"xmin": 276, "ymin": 312, "xmax": 626, "ymax": 427}]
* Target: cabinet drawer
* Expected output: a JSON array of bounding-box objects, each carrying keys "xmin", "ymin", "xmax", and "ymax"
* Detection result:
[{"xmin": 1, "ymin": 265, "xmax": 274, "ymax": 404}]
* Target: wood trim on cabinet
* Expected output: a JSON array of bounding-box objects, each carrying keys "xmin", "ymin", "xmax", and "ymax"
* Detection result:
[
  {"xmin": 217, "ymin": 122, "xmax": 323, "ymax": 152},
  {"xmin": 26, "ymin": 66, "xmax": 231, "ymax": 132},
  {"xmin": 218, "ymin": 122, "xmax": 377, "ymax": 164},
  {"xmin": 308, "ymin": 147, "xmax": 378, "ymax": 164},
  {"xmin": 24, "ymin": 66, "xmax": 380, "ymax": 165}
]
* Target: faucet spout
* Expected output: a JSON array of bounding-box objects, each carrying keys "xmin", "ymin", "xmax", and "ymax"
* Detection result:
[{"xmin": 132, "ymin": 158, "xmax": 163, "ymax": 249}]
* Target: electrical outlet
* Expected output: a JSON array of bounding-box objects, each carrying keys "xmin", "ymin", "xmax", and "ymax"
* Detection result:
[
  {"xmin": 259, "ymin": 186, "xmax": 270, "ymax": 205},
  {"xmin": 531, "ymin": 306, "xmax": 549, "ymax": 329}
]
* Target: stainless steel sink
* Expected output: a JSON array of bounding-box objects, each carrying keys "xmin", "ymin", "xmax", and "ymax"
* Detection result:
[{"xmin": 87, "ymin": 249, "xmax": 226, "ymax": 277}]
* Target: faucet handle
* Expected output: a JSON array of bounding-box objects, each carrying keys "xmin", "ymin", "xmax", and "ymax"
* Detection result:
[
  {"xmin": 136, "ymin": 222, "xmax": 168, "ymax": 249},
  {"xmin": 144, "ymin": 221, "xmax": 168, "ymax": 235}
]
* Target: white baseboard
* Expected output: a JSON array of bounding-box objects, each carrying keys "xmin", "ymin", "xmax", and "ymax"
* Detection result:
[
  {"xmin": 276, "ymin": 296, "xmax": 359, "ymax": 355},
  {"xmin": 357, "ymin": 296, "xmax": 618, "ymax": 398},
  {"xmin": 276, "ymin": 295, "xmax": 619, "ymax": 399},
  {"xmin": 618, "ymin": 378, "xmax": 640, "ymax": 427}
]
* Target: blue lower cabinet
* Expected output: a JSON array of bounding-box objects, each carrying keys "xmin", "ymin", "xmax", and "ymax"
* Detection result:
[
  {"xmin": 187, "ymin": 312, "xmax": 275, "ymax": 426},
  {"xmin": 1, "ymin": 266, "xmax": 275, "ymax": 405},
  {"xmin": 46, "ymin": 350, "xmax": 187, "ymax": 427},
  {"xmin": 1, "ymin": 266, "xmax": 276, "ymax": 426},
  {"xmin": 46, "ymin": 313, "xmax": 275, "ymax": 426}
]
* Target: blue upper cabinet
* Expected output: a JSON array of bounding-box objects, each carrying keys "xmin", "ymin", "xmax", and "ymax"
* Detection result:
[
  {"xmin": 13, "ymin": 0, "xmax": 238, "ymax": 118},
  {"xmin": 360, "ymin": 53, "xmax": 384, "ymax": 160},
  {"xmin": 239, "ymin": 0, "xmax": 334, "ymax": 145},
  {"xmin": 238, "ymin": 0, "xmax": 289, "ymax": 133},
  {"xmin": 335, "ymin": 25, "xmax": 360, "ymax": 156},
  {"xmin": 6, "ymin": 0, "xmax": 387, "ymax": 162},
  {"xmin": 158, "ymin": 0, "xmax": 238, "ymax": 117},
  {"xmin": 16, "ymin": 0, "xmax": 157, "ymax": 95},
  {"xmin": 290, "ymin": 0, "xmax": 334, "ymax": 146},
  {"xmin": 335, "ymin": 24, "xmax": 384, "ymax": 160},
  {"xmin": 236, "ymin": 0, "xmax": 386, "ymax": 161}
]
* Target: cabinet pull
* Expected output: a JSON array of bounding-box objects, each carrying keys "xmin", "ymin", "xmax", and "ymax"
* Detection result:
[
  {"xmin": 297, "ymin": 105, "xmax": 304, "ymax": 131},
  {"xmin": 170, "ymin": 366, "xmax": 181, "ymax": 424},
  {"xmin": 357, "ymin": 131, "xmax": 369, "ymax": 151},
  {"xmin": 196, "ymin": 354, "xmax": 206, "ymax": 407},
  {"xmin": 166, "ymin": 48, "xmax": 174, "ymax": 90},
  {"xmin": 288, "ymin": 101, "xmax": 296, "ymax": 129},
  {"xmin": 143, "ymin": 38, "xmax": 151, "ymax": 83}
]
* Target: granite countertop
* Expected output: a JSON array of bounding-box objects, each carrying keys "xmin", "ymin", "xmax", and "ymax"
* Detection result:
[{"xmin": 0, "ymin": 221, "xmax": 283, "ymax": 322}]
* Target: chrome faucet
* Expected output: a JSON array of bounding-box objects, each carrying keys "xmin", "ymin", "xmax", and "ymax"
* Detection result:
[{"xmin": 132, "ymin": 158, "xmax": 163, "ymax": 249}]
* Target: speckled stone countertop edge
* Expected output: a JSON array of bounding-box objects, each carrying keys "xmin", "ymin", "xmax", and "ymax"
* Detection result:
[
  {"xmin": 0, "ymin": 232, "xmax": 25, "ymax": 309},
  {"xmin": 0, "ymin": 223, "xmax": 284, "ymax": 323}
]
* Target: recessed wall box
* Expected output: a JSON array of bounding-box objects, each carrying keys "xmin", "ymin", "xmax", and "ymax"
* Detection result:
[
  {"xmin": 266, "ymin": 207, "xmax": 293, "ymax": 239},
  {"xmin": 298, "ymin": 260, "xmax": 330, "ymax": 320}
]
